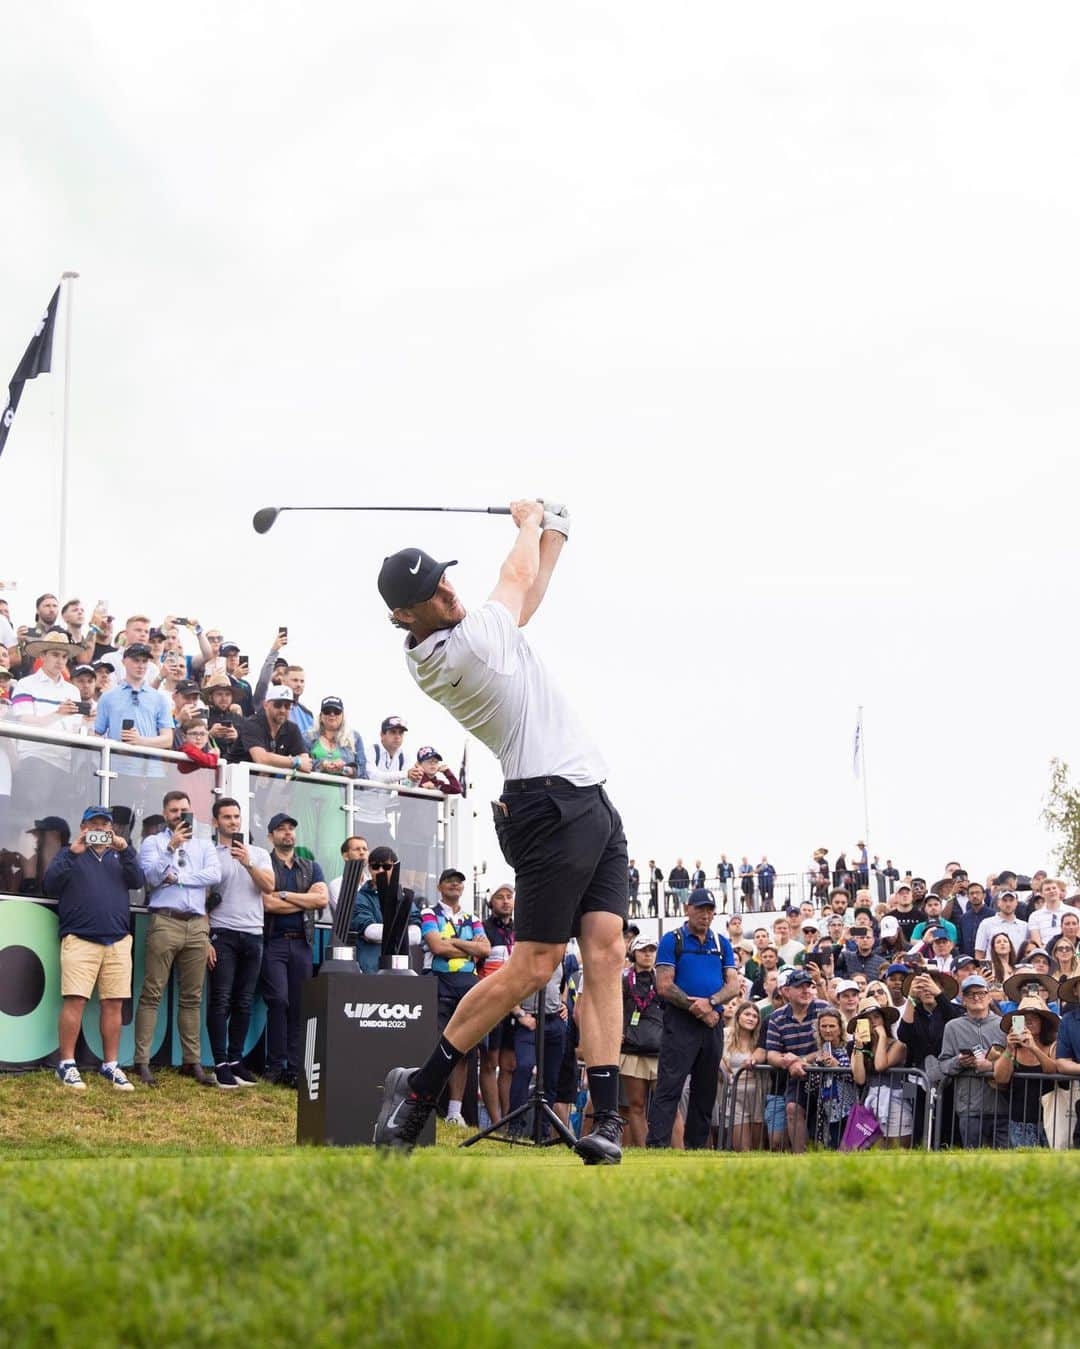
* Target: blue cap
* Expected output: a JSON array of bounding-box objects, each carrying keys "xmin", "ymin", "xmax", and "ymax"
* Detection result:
[
  {"xmin": 686, "ymin": 888, "xmax": 716, "ymax": 908},
  {"xmin": 886, "ymin": 963, "xmax": 912, "ymax": 978},
  {"xmin": 929, "ymin": 926, "xmax": 952, "ymax": 940},
  {"xmin": 961, "ymin": 975, "xmax": 989, "ymax": 993},
  {"xmin": 81, "ymin": 806, "xmax": 113, "ymax": 824}
]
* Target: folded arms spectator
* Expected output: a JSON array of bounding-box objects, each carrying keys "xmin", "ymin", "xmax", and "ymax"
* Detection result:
[{"xmin": 238, "ymin": 686, "xmax": 312, "ymax": 772}]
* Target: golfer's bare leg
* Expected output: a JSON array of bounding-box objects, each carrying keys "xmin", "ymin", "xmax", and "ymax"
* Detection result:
[
  {"xmin": 575, "ymin": 911, "xmax": 625, "ymax": 1067},
  {"xmin": 442, "ymin": 941, "xmax": 564, "ymax": 1053}
]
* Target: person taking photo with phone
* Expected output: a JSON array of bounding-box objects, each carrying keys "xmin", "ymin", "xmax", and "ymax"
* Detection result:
[{"xmin": 133, "ymin": 791, "xmax": 221, "ymax": 1085}]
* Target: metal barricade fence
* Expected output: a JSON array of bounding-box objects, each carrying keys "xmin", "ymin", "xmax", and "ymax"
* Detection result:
[
  {"xmin": 628, "ymin": 870, "xmax": 904, "ymax": 919},
  {"xmin": 718, "ymin": 1063, "xmax": 934, "ymax": 1152},
  {"xmin": 930, "ymin": 1069, "xmax": 1080, "ymax": 1151}
]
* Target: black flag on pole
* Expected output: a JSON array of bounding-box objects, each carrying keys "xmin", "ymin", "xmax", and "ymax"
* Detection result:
[{"xmin": 0, "ymin": 286, "xmax": 60, "ymax": 459}]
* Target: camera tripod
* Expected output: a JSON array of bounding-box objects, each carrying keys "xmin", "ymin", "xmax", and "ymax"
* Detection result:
[{"xmin": 460, "ymin": 1001, "xmax": 577, "ymax": 1151}]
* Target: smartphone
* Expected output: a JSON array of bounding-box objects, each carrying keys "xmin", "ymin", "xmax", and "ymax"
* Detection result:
[
  {"xmin": 180, "ymin": 810, "xmax": 194, "ymax": 833},
  {"xmin": 121, "ymin": 718, "xmax": 135, "ymax": 732},
  {"xmin": 278, "ymin": 627, "xmax": 288, "ymax": 642},
  {"xmin": 231, "ymin": 832, "xmax": 245, "ymax": 846},
  {"xmin": 854, "ymin": 1018, "xmax": 871, "ymax": 1045},
  {"xmin": 75, "ymin": 700, "xmax": 92, "ymax": 716},
  {"xmin": 238, "ymin": 655, "xmax": 248, "ymax": 668},
  {"xmin": 1011, "ymin": 1015, "xmax": 1025, "ymax": 1035}
]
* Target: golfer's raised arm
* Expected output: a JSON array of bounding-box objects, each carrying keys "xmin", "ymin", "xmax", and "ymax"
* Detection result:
[{"xmin": 488, "ymin": 499, "xmax": 542, "ymax": 623}]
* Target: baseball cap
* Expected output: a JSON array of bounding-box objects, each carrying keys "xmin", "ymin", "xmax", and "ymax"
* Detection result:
[
  {"xmin": 71, "ymin": 664, "xmax": 95, "ymax": 678},
  {"xmin": 176, "ymin": 680, "xmax": 201, "ymax": 697},
  {"xmin": 220, "ymin": 641, "xmax": 240, "ymax": 654},
  {"xmin": 930, "ymin": 926, "xmax": 952, "ymax": 941},
  {"xmin": 124, "ymin": 642, "xmax": 152, "ymax": 659},
  {"xmin": 439, "ymin": 867, "xmax": 466, "ymax": 884},
  {"xmin": 381, "ymin": 715, "xmax": 408, "ymax": 733},
  {"xmin": 92, "ymin": 660, "xmax": 111, "ymax": 671},
  {"xmin": 416, "ymin": 745, "xmax": 441, "ymax": 762},
  {"xmin": 267, "ymin": 812, "xmax": 298, "ymax": 832},
  {"xmin": 835, "ymin": 980, "xmax": 860, "ymax": 996},
  {"xmin": 80, "ymin": 806, "xmax": 113, "ymax": 824},
  {"xmin": 378, "ymin": 548, "xmax": 458, "ymax": 610},
  {"xmin": 879, "ymin": 916, "xmax": 900, "ymax": 939},
  {"xmin": 886, "ymin": 963, "xmax": 912, "ymax": 978},
  {"xmin": 31, "ymin": 815, "xmax": 70, "ymax": 835},
  {"xmin": 686, "ymin": 888, "xmax": 716, "ymax": 908},
  {"xmin": 961, "ymin": 975, "xmax": 990, "ymax": 993},
  {"xmin": 998, "ymin": 890, "xmax": 1019, "ymax": 901},
  {"xmin": 630, "ymin": 934, "xmax": 658, "ymax": 953},
  {"xmin": 786, "ymin": 970, "xmax": 814, "ymax": 988},
  {"xmin": 893, "ymin": 882, "xmax": 911, "ymax": 893},
  {"xmin": 800, "ymin": 919, "xmax": 819, "ymax": 932},
  {"xmin": 321, "ymin": 696, "xmax": 344, "ymax": 714},
  {"xmin": 265, "ymin": 686, "xmax": 294, "ymax": 704}
]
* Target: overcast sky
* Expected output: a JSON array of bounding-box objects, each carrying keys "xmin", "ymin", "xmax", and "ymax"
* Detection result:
[{"xmin": 3, "ymin": 4, "xmax": 1078, "ymax": 886}]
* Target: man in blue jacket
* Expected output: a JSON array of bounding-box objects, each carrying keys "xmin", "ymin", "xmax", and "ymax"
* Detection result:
[
  {"xmin": 44, "ymin": 806, "xmax": 145, "ymax": 1091},
  {"xmin": 348, "ymin": 845, "xmax": 424, "ymax": 973}
]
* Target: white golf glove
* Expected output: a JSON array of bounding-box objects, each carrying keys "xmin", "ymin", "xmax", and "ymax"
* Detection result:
[{"xmin": 540, "ymin": 499, "xmax": 570, "ymax": 539}]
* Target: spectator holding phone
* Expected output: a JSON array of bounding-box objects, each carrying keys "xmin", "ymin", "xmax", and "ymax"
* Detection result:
[
  {"xmin": 133, "ymin": 790, "xmax": 222, "ymax": 1086},
  {"xmin": 721, "ymin": 1000, "xmax": 766, "ymax": 1151},
  {"xmin": 284, "ymin": 665, "xmax": 314, "ymax": 737},
  {"xmin": 93, "ymin": 643, "xmax": 173, "ymax": 769},
  {"xmin": 307, "ymin": 697, "xmax": 366, "ymax": 778},
  {"xmin": 43, "ymin": 806, "xmax": 146, "ymax": 1092},
  {"xmin": 252, "ymin": 631, "xmax": 289, "ymax": 710},
  {"xmin": 993, "ymin": 997, "xmax": 1058, "ymax": 1147},
  {"xmin": 937, "ymin": 975, "xmax": 1009, "ymax": 1148},
  {"xmin": 216, "ymin": 641, "xmax": 253, "ymax": 716},
  {"xmin": 202, "ymin": 672, "xmax": 245, "ymax": 763},
  {"xmin": 849, "ymin": 997, "xmax": 910, "ymax": 1147},
  {"xmin": 207, "ymin": 797, "xmax": 275, "ymax": 1088}
]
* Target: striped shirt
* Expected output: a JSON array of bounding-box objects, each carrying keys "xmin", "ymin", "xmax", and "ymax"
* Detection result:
[{"xmin": 765, "ymin": 999, "xmax": 831, "ymax": 1060}]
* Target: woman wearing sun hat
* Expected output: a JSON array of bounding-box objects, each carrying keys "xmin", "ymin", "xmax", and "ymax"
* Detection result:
[
  {"xmin": 992, "ymin": 996, "xmax": 1059, "ymax": 1147},
  {"xmin": 849, "ymin": 996, "xmax": 911, "ymax": 1147}
]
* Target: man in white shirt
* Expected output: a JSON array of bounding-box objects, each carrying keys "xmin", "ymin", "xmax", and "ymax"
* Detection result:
[
  {"xmin": 1026, "ymin": 877, "xmax": 1080, "ymax": 948},
  {"xmin": 373, "ymin": 499, "xmax": 628, "ymax": 1165},
  {"xmin": 974, "ymin": 891, "xmax": 1029, "ymax": 961},
  {"xmin": 355, "ymin": 715, "xmax": 423, "ymax": 829},
  {"xmin": 11, "ymin": 629, "xmax": 83, "ymax": 799}
]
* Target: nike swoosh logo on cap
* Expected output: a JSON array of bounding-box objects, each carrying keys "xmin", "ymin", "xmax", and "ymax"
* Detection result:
[
  {"xmin": 409, "ymin": 554, "xmax": 423, "ymax": 575},
  {"xmin": 450, "ymin": 677, "xmax": 462, "ymax": 688}
]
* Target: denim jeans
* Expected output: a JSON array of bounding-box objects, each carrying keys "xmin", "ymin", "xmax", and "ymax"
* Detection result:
[
  {"xmin": 1008, "ymin": 1120, "xmax": 1048, "ymax": 1149},
  {"xmin": 208, "ymin": 928, "xmax": 263, "ymax": 1065},
  {"xmin": 260, "ymin": 935, "xmax": 312, "ymax": 1072}
]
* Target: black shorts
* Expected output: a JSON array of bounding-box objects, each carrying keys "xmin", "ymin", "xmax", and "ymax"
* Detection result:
[
  {"xmin": 493, "ymin": 780, "xmax": 628, "ymax": 945},
  {"xmin": 436, "ymin": 971, "xmax": 477, "ymax": 1031},
  {"xmin": 482, "ymin": 1013, "xmax": 517, "ymax": 1054}
]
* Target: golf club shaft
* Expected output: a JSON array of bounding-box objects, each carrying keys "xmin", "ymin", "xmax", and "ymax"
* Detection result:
[{"xmin": 284, "ymin": 505, "xmax": 509, "ymax": 514}]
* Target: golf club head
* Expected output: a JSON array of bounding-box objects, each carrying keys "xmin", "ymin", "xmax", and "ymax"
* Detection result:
[{"xmin": 252, "ymin": 506, "xmax": 280, "ymax": 534}]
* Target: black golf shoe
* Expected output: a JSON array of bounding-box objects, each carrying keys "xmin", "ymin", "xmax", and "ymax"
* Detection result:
[
  {"xmin": 373, "ymin": 1067, "xmax": 434, "ymax": 1152},
  {"xmin": 573, "ymin": 1111, "xmax": 624, "ymax": 1166}
]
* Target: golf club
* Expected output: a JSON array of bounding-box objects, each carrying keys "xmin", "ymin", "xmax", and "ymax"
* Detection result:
[{"xmin": 253, "ymin": 504, "xmax": 512, "ymax": 534}]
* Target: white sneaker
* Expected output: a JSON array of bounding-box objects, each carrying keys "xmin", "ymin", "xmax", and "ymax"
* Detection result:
[
  {"xmin": 56, "ymin": 1063, "xmax": 86, "ymax": 1090},
  {"xmin": 99, "ymin": 1064, "xmax": 135, "ymax": 1092},
  {"xmin": 444, "ymin": 1114, "xmax": 467, "ymax": 1128}
]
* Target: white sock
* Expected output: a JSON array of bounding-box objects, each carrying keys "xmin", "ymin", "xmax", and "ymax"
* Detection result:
[
  {"xmin": 446, "ymin": 1100, "xmax": 463, "ymax": 1119},
  {"xmin": 59, "ymin": 1059, "xmax": 75, "ymax": 1068},
  {"xmin": 103, "ymin": 1060, "xmax": 117, "ymax": 1072}
]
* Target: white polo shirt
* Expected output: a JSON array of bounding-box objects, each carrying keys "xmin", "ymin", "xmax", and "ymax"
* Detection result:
[
  {"xmin": 404, "ymin": 600, "xmax": 606, "ymax": 786},
  {"xmin": 1027, "ymin": 905, "xmax": 1080, "ymax": 947},
  {"xmin": 974, "ymin": 913, "xmax": 1028, "ymax": 957},
  {"xmin": 11, "ymin": 668, "xmax": 82, "ymax": 765}
]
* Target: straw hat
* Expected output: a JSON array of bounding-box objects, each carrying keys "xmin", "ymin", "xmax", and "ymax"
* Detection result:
[
  {"xmin": 846, "ymin": 997, "xmax": 899, "ymax": 1033},
  {"xmin": 1008, "ymin": 996, "xmax": 1060, "ymax": 1040},
  {"xmin": 202, "ymin": 672, "xmax": 232, "ymax": 692},
  {"xmin": 25, "ymin": 629, "xmax": 73, "ymax": 657},
  {"xmin": 902, "ymin": 967, "xmax": 959, "ymax": 1002},
  {"xmin": 1002, "ymin": 970, "xmax": 1059, "ymax": 1005}
]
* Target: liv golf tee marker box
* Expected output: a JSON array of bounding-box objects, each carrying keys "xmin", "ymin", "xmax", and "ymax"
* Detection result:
[{"xmin": 296, "ymin": 971, "xmax": 438, "ymax": 1147}]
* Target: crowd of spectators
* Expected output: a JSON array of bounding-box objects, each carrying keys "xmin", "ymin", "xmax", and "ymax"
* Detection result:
[
  {"xmin": 616, "ymin": 863, "xmax": 1080, "ymax": 1152},
  {"xmin": 0, "ymin": 590, "xmax": 462, "ymax": 893}
]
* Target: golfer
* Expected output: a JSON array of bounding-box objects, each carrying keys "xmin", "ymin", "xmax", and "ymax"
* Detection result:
[{"xmin": 373, "ymin": 499, "xmax": 629, "ymax": 1164}]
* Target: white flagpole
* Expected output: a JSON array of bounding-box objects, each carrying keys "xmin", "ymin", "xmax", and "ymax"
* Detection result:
[
  {"xmin": 858, "ymin": 704, "xmax": 871, "ymax": 875},
  {"xmin": 57, "ymin": 270, "xmax": 79, "ymax": 599}
]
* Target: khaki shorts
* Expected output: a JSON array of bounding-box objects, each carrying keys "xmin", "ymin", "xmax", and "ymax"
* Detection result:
[
  {"xmin": 60, "ymin": 933, "xmax": 133, "ymax": 1000},
  {"xmin": 619, "ymin": 1051, "xmax": 658, "ymax": 1082}
]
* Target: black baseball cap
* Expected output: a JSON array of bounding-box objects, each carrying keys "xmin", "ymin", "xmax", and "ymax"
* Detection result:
[
  {"xmin": 267, "ymin": 812, "xmax": 298, "ymax": 832},
  {"xmin": 176, "ymin": 680, "xmax": 201, "ymax": 696},
  {"xmin": 439, "ymin": 867, "xmax": 466, "ymax": 884},
  {"xmin": 71, "ymin": 664, "xmax": 95, "ymax": 678},
  {"xmin": 378, "ymin": 548, "xmax": 457, "ymax": 610},
  {"xmin": 221, "ymin": 641, "xmax": 240, "ymax": 655},
  {"xmin": 321, "ymin": 696, "xmax": 344, "ymax": 713},
  {"xmin": 124, "ymin": 643, "xmax": 152, "ymax": 659}
]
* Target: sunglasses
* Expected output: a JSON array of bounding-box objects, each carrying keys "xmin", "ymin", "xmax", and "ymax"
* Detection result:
[{"xmin": 369, "ymin": 861, "xmax": 395, "ymax": 873}]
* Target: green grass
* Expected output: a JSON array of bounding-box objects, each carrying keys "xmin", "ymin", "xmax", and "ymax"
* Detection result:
[{"xmin": 2, "ymin": 1072, "xmax": 1080, "ymax": 1347}]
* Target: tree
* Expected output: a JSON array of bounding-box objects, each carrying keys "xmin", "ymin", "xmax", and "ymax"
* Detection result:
[{"xmin": 1042, "ymin": 758, "xmax": 1080, "ymax": 888}]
